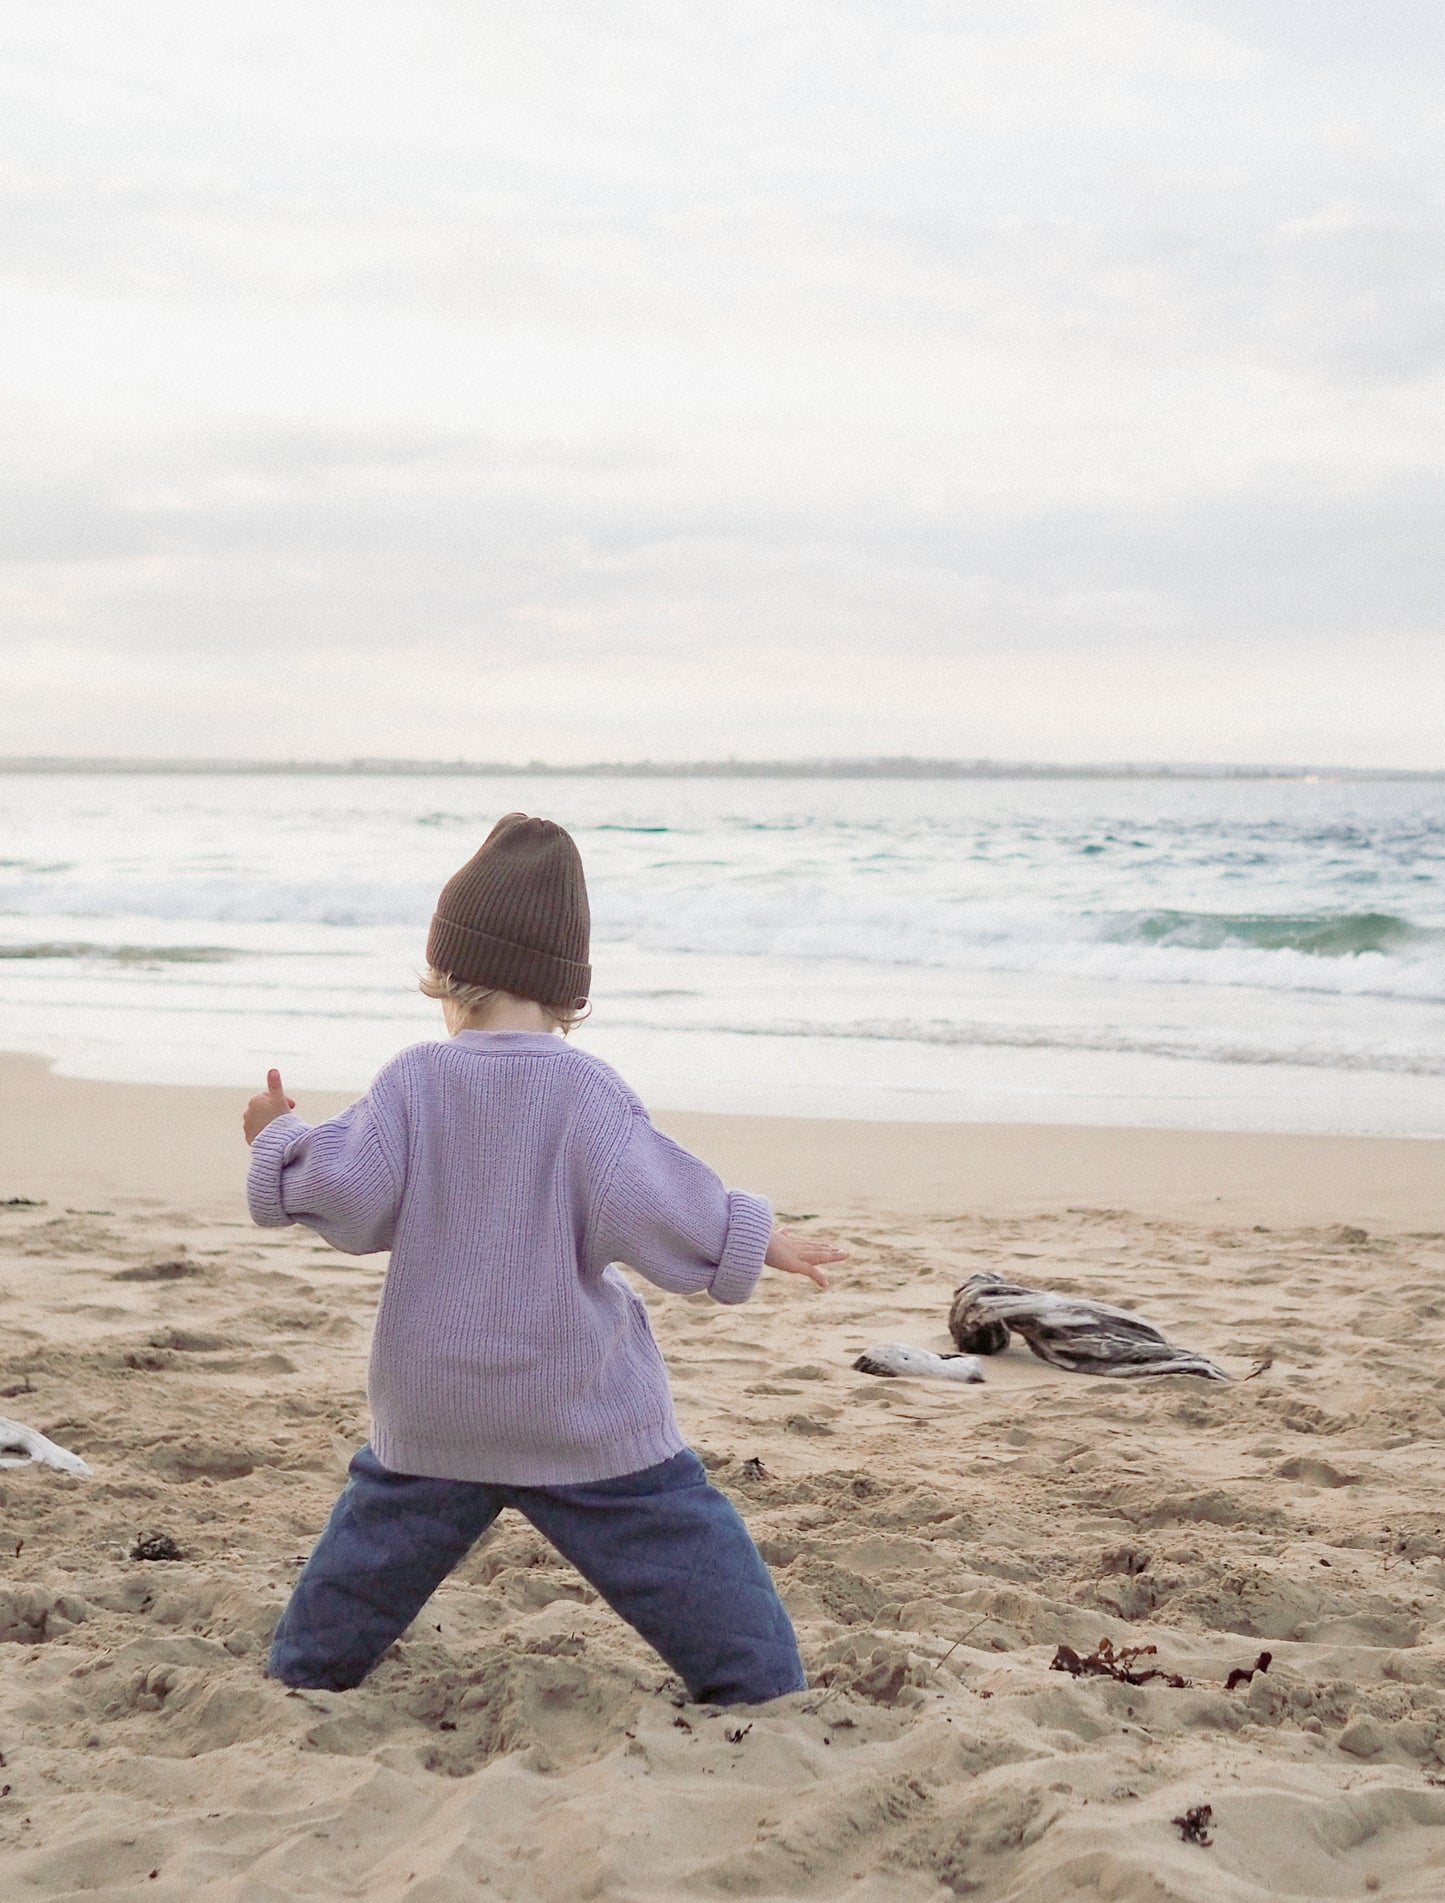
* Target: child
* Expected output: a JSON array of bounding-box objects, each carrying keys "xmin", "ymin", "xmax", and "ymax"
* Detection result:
[{"xmin": 244, "ymin": 812, "xmax": 845, "ymax": 1705}]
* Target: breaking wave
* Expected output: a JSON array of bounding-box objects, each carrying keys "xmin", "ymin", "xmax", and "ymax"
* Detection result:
[
  {"xmin": 1104, "ymin": 910, "xmax": 1433, "ymax": 958},
  {"xmin": 0, "ymin": 880, "xmax": 1442, "ymax": 1002}
]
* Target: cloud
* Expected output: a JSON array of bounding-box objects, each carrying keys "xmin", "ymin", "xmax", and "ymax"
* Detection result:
[{"xmin": 0, "ymin": 2, "xmax": 1442, "ymax": 764}]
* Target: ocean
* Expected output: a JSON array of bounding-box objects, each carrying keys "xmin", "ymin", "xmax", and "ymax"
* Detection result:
[{"xmin": 1, "ymin": 772, "xmax": 1442, "ymax": 1135}]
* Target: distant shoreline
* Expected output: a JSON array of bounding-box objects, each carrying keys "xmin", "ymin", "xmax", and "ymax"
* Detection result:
[{"xmin": 1, "ymin": 756, "xmax": 1440, "ymax": 782}]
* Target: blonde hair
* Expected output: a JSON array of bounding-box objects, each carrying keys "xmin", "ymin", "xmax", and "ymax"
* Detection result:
[{"xmin": 419, "ymin": 966, "xmax": 589, "ymax": 1035}]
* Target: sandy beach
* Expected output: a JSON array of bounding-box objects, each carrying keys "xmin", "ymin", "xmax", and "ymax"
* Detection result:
[{"xmin": 3, "ymin": 1050, "xmax": 1445, "ymax": 1902}]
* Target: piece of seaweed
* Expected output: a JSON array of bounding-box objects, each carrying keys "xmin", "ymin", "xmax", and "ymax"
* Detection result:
[
  {"xmin": 1172, "ymin": 1804, "xmax": 1214, "ymax": 1846},
  {"xmin": 1224, "ymin": 1650, "xmax": 1272, "ymax": 1690},
  {"xmin": 1050, "ymin": 1638, "xmax": 1190, "ymax": 1689}
]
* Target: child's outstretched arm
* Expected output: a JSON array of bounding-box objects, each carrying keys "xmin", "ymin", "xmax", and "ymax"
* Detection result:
[
  {"xmin": 244, "ymin": 1066, "xmax": 403, "ymax": 1254},
  {"xmin": 592, "ymin": 1113, "xmax": 844, "ymax": 1305}
]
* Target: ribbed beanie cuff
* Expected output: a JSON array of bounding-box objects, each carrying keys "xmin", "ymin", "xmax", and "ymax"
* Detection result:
[{"xmin": 426, "ymin": 917, "xmax": 590, "ymax": 1010}]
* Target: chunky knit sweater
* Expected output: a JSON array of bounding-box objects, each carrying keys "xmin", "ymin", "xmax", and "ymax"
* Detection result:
[{"xmin": 246, "ymin": 1031, "xmax": 772, "ymax": 1485}]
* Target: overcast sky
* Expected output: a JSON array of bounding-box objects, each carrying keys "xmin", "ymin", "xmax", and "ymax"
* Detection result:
[{"xmin": 2, "ymin": 1, "xmax": 1443, "ymax": 767}]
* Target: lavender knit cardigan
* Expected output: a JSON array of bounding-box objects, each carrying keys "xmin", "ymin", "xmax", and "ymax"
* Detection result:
[{"xmin": 246, "ymin": 1030, "xmax": 773, "ymax": 1485}]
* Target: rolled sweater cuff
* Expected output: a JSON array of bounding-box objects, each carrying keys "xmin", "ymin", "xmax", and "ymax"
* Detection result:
[
  {"xmin": 246, "ymin": 1112, "xmax": 311, "ymax": 1228},
  {"xmin": 709, "ymin": 1191, "xmax": 773, "ymax": 1305}
]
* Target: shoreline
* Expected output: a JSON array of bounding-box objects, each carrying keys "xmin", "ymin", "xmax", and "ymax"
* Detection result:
[{"xmin": 3, "ymin": 1048, "xmax": 1442, "ymax": 1231}]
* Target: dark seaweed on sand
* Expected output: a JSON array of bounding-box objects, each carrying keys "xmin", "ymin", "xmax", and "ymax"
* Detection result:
[
  {"xmin": 1050, "ymin": 1637, "xmax": 1190, "ymax": 1688},
  {"xmin": 1050, "ymin": 1638, "xmax": 1273, "ymax": 1695},
  {"xmin": 1172, "ymin": 1804, "xmax": 1214, "ymax": 1846},
  {"xmin": 1224, "ymin": 1651, "xmax": 1272, "ymax": 1690}
]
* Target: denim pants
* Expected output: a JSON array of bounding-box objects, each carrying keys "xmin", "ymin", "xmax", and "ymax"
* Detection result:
[{"xmin": 268, "ymin": 1445, "xmax": 807, "ymax": 1706}]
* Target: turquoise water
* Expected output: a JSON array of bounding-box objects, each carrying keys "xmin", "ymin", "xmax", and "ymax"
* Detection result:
[{"xmin": 0, "ymin": 773, "xmax": 1441, "ymax": 1134}]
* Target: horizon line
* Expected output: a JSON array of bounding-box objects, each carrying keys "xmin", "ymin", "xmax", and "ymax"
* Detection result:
[{"xmin": 0, "ymin": 754, "xmax": 1441, "ymax": 781}]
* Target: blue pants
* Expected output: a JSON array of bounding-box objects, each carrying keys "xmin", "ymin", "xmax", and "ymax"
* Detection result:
[{"xmin": 268, "ymin": 1445, "xmax": 806, "ymax": 1706}]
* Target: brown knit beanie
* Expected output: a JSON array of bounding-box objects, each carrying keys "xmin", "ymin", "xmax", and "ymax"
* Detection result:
[{"xmin": 426, "ymin": 813, "xmax": 591, "ymax": 1009}]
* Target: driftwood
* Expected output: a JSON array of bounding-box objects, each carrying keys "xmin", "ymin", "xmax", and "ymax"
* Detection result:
[
  {"xmin": 852, "ymin": 1344, "xmax": 984, "ymax": 1383},
  {"xmin": 0, "ymin": 1417, "xmax": 92, "ymax": 1476},
  {"xmin": 948, "ymin": 1272, "xmax": 1229, "ymax": 1381}
]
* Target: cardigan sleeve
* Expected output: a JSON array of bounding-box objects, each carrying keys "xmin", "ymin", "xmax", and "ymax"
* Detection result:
[
  {"xmin": 591, "ymin": 1114, "xmax": 772, "ymax": 1305},
  {"xmin": 246, "ymin": 1094, "xmax": 404, "ymax": 1255}
]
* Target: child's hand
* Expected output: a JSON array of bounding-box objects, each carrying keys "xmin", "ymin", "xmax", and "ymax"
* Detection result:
[
  {"xmin": 243, "ymin": 1068, "xmax": 296, "ymax": 1145},
  {"xmin": 764, "ymin": 1225, "xmax": 847, "ymax": 1291}
]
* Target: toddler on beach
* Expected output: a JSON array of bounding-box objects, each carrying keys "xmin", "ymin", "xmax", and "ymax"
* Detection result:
[{"xmin": 243, "ymin": 813, "xmax": 844, "ymax": 1704}]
